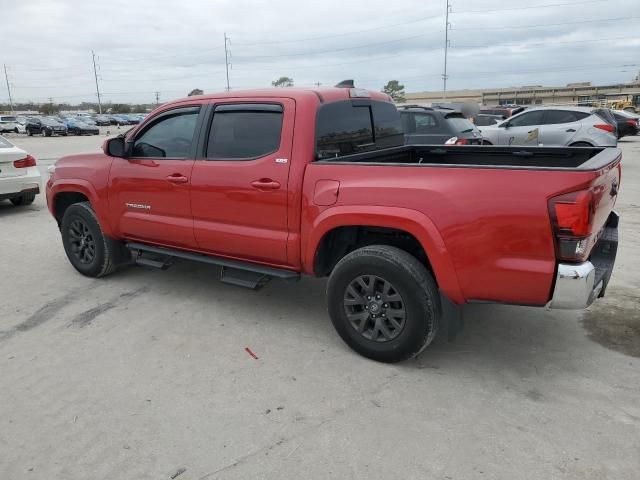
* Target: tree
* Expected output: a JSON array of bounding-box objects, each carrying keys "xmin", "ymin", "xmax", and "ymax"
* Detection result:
[
  {"xmin": 110, "ymin": 103, "xmax": 131, "ymax": 114},
  {"xmin": 382, "ymin": 80, "xmax": 405, "ymax": 102},
  {"xmin": 272, "ymin": 76, "xmax": 294, "ymax": 87},
  {"xmin": 188, "ymin": 88, "xmax": 203, "ymax": 96},
  {"xmin": 40, "ymin": 103, "xmax": 59, "ymax": 115}
]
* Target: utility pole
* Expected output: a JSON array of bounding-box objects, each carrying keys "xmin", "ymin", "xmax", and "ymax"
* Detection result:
[
  {"xmin": 91, "ymin": 50, "xmax": 103, "ymax": 114},
  {"xmin": 224, "ymin": 33, "xmax": 231, "ymax": 91},
  {"xmin": 3, "ymin": 64, "xmax": 14, "ymax": 113},
  {"xmin": 442, "ymin": 0, "xmax": 452, "ymax": 101},
  {"xmin": 155, "ymin": 91, "xmax": 160, "ymax": 105},
  {"xmin": 314, "ymin": 82, "xmax": 322, "ymax": 87}
]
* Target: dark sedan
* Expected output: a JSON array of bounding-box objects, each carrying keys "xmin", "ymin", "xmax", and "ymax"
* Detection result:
[
  {"xmin": 612, "ymin": 110, "xmax": 639, "ymax": 138},
  {"xmin": 25, "ymin": 117, "xmax": 68, "ymax": 136},
  {"xmin": 65, "ymin": 118, "xmax": 99, "ymax": 135},
  {"xmin": 94, "ymin": 115, "xmax": 112, "ymax": 126}
]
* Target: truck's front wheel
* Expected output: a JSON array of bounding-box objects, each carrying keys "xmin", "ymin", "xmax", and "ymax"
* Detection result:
[
  {"xmin": 60, "ymin": 202, "xmax": 116, "ymax": 278},
  {"xmin": 327, "ymin": 245, "xmax": 440, "ymax": 363}
]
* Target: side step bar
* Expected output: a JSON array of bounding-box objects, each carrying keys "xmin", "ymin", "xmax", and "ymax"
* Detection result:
[{"xmin": 127, "ymin": 242, "xmax": 300, "ymax": 290}]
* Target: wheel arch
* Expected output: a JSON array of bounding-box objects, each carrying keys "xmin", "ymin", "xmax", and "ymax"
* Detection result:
[
  {"xmin": 304, "ymin": 206, "xmax": 464, "ymax": 303},
  {"xmin": 50, "ymin": 180, "xmax": 113, "ymax": 235}
]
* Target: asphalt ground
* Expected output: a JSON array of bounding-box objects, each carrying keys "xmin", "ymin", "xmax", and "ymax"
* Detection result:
[{"xmin": 0, "ymin": 133, "xmax": 638, "ymax": 480}]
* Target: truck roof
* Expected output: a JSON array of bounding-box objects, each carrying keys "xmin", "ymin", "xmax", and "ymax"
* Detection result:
[{"xmin": 169, "ymin": 87, "xmax": 393, "ymax": 106}]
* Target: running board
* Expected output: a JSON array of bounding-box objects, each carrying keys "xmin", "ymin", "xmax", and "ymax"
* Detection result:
[{"xmin": 127, "ymin": 242, "xmax": 300, "ymax": 289}]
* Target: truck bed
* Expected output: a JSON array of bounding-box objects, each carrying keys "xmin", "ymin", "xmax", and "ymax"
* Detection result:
[{"xmin": 317, "ymin": 144, "xmax": 618, "ymax": 170}]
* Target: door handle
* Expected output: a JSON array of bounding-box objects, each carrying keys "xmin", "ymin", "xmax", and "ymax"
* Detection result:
[
  {"xmin": 251, "ymin": 179, "xmax": 281, "ymax": 190},
  {"xmin": 566, "ymin": 128, "xmax": 576, "ymax": 132},
  {"xmin": 166, "ymin": 174, "xmax": 189, "ymax": 184}
]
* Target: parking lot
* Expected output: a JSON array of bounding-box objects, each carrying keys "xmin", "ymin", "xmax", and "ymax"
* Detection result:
[{"xmin": 1, "ymin": 134, "xmax": 639, "ymax": 479}]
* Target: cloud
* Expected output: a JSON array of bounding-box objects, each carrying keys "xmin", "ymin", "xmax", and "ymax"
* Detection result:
[{"xmin": 3, "ymin": 0, "xmax": 638, "ymax": 104}]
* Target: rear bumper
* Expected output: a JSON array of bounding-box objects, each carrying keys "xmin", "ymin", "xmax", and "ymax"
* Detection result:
[
  {"xmin": 548, "ymin": 211, "xmax": 618, "ymax": 309},
  {"xmin": 0, "ymin": 167, "xmax": 42, "ymax": 197}
]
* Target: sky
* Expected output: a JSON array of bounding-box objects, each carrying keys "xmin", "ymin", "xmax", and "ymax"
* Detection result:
[{"xmin": 2, "ymin": 0, "xmax": 639, "ymax": 105}]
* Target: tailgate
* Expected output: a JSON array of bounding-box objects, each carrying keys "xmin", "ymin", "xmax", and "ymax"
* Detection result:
[{"xmin": 589, "ymin": 159, "xmax": 621, "ymax": 247}]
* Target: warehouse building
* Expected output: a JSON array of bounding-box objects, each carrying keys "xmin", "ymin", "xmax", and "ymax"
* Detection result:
[{"xmin": 405, "ymin": 80, "xmax": 640, "ymax": 106}]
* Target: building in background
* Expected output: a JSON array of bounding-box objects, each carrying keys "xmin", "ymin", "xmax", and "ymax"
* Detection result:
[{"xmin": 406, "ymin": 81, "xmax": 640, "ymax": 108}]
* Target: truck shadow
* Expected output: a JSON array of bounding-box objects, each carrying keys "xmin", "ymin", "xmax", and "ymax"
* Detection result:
[{"xmin": 111, "ymin": 260, "xmax": 588, "ymax": 378}]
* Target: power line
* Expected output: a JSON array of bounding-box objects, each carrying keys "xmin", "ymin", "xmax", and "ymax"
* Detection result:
[
  {"xmin": 452, "ymin": 35, "xmax": 640, "ymax": 49},
  {"xmin": 454, "ymin": 0, "xmax": 604, "ymax": 14},
  {"xmin": 453, "ymin": 16, "xmax": 639, "ymax": 30}
]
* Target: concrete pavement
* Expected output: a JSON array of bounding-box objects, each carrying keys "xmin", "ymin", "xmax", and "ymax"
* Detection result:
[{"xmin": 0, "ymin": 136, "xmax": 638, "ymax": 480}]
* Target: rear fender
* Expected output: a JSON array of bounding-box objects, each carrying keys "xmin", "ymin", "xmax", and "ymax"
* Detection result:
[{"xmin": 304, "ymin": 205, "xmax": 465, "ymax": 304}]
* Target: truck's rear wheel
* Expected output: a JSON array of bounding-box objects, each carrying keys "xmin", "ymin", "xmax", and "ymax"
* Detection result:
[
  {"xmin": 327, "ymin": 245, "xmax": 440, "ymax": 363},
  {"xmin": 60, "ymin": 202, "xmax": 116, "ymax": 277}
]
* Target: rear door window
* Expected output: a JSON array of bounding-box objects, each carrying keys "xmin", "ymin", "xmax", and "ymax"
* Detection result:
[
  {"xmin": 543, "ymin": 110, "xmax": 580, "ymax": 124},
  {"xmin": 206, "ymin": 105, "xmax": 283, "ymax": 160},
  {"xmin": 414, "ymin": 113, "xmax": 438, "ymax": 132}
]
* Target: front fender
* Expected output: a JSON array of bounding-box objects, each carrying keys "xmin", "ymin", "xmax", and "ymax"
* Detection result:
[
  {"xmin": 303, "ymin": 205, "xmax": 464, "ymax": 304},
  {"xmin": 47, "ymin": 178, "xmax": 113, "ymax": 236}
]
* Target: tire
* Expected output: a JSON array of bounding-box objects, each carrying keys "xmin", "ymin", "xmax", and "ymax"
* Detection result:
[
  {"xmin": 28, "ymin": 130, "xmax": 33, "ymax": 136},
  {"xmin": 44, "ymin": 129, "xmax": 51, "ymax": 137},
  {"xmin": 10, "ymin": 192, "xmax": 36, "ymax": 206},
  {"xmin": 327, "ymin": 245, "xmax": 440, "ymax": 363},
  {"xmin": 570, "ymin": 142, "xmax": 593, "ymax": 147},
  {"xmin": 60, "ymin": 202, "xmax": 116, "ymax": 278}
]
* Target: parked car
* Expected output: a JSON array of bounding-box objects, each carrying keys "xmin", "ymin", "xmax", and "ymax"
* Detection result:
[
  {"xmin": 480, "ymin": 105, "xmax": 526, "ymax": 118},
  {"xmin": 127, "ymin": 114, "xmax": 144, "ymax": 124},
  {"xmin": 0, "ymin": 136, "xmax": 41, "ymax": 206},
  {"xmin": 399, "ymin": 105, "xmax": 483, "ymax": 145},
  {"xmin": 46, "ymin": 87, "xmax": 620, "ymax": 363},
  {"xmin": 65, "ymin": 118, "xmax": 99, "ymax": 135},
  {"xmin": 109, "ymin": 115, "xmax": 130, "ymax": 126},
  {"xmin": 14, "ymin": 119, "xmax": 27, "ymax": 134},
  {"xmin": 479, "ymin": 106, "xmax": 618, "ymax": 147},
  {"xmin": 612, "ymin": 110, "xmax": 639, "ymax": 138},
  {"xmin": 0, "ymin": 115, "xmax": 20, "ymax": 133},
  {"xmin": 26, "ymin": 117, "xmax": 68, "ymax": 136},
  {"xmin": 473, "ymin": 113, "xmax": 505, "ymax": 126},
  {"xmin": 94, "ymin": 115, "xmax": 112, "ymax": 126},
  {"xmin": 79, "ymin": 117, "xmax": 97, "ymax": 126}
]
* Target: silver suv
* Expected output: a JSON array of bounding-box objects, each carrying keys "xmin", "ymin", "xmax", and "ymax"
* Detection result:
[{"xmin": 479, "ymin": 106, "xmax": 617, "ymax": 147}]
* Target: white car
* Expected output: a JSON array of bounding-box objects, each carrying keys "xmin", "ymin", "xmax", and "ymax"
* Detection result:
[
  {"xmin": 0, "ymin": 136, "xmax": 41, "ymax": 206},
  {"xmin": 0, "ymin": 115, "xmax": 19, "ymax": 133},
  {"xmin": 479, "ymin": 106, "xmax": 618, "ymax": 147}
]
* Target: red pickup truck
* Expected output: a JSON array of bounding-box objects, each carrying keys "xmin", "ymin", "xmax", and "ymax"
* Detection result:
[{"xmin": 46, "ymin": 86, "xmax": 620, "ymax": 362}]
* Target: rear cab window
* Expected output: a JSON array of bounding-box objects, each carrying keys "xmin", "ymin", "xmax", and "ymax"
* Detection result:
[{"xmin": 316, "ymin": 100, "xmax": 403, "ymax": 159}]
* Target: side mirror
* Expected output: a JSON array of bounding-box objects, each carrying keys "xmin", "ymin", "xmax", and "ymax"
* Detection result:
[
  {"xmin": 499, "ymin": 122, "xmax": 509, "ymax": 129},
  {"xmin": 103, "ymin": 137, "xmax": 126, "ymax": 157}
]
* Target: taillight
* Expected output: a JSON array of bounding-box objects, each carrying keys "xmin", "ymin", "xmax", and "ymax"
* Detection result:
[
  {"xmin": 13, "ymin": 155, "xmax": 37, "ymax": 168},
  {"xmin": 594, "ymin": 123, "xmax": 615, "ymax": 133},
  {"xmin": 548, "ymin": 189, "xmax": 595, "ymax": 261},
  {"xmin": 445, "ymin": 137, "xmax": 468, "ymax": 145},
  {"xmin": 626, "ymin": 120, "xmax": 637, "ymax": 127}
]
